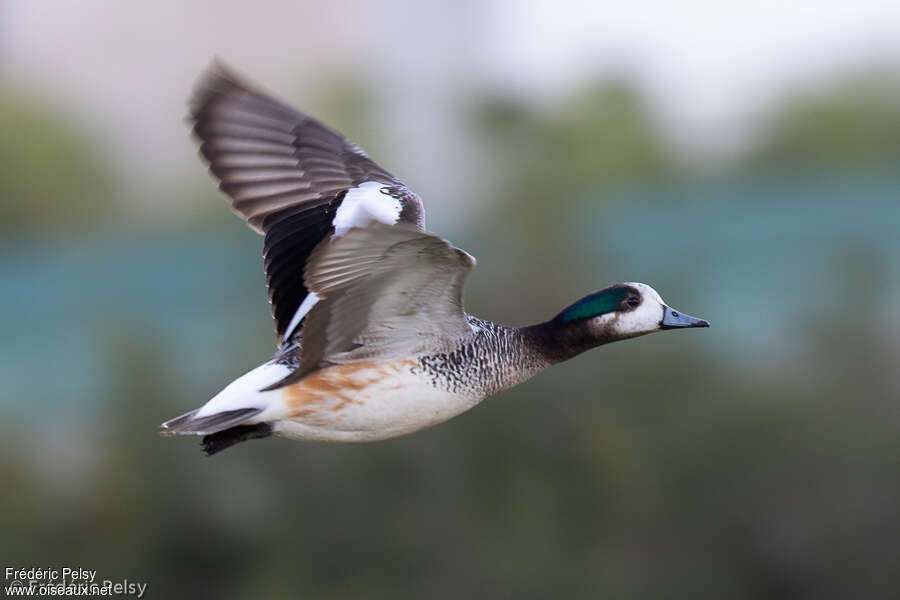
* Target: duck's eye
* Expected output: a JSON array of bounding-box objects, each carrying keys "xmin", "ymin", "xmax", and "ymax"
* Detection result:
[{"xmin": 626, "ymin": 297, "xmax": 640, "ymax": 308}]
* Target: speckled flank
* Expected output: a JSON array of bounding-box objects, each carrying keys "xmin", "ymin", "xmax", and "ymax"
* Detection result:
[{"xmin": 417, "ymin": 315, "xmax": 551, "ymax": 397}]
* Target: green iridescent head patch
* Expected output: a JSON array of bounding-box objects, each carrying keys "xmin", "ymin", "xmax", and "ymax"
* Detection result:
[{"xmin": 558, "ymin": 287, "xmax": 629, "ymax": 323}]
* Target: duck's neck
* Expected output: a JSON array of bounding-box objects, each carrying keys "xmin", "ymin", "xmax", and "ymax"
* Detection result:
[
  {"xmin": 443, "ymin": 315, "xmax": 615, "ymax": 397},
  {"xmin": 518, "ymin": 319, "xmax": 616, "ymax": 365}
]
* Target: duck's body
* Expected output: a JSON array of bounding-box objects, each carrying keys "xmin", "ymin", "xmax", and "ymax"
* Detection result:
[
  {"xmin": 162, "ymin": 64, "xmax": 709, "ymax": 455},
  {"xmin": 173, "ymin": 315, "xmax": 550, "ymax": 449},
  {"xmin": 275, "ymin": 315, "xmax": 548, "ymax": 441}
]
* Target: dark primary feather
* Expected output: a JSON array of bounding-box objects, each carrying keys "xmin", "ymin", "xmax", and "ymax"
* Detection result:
[{"xmin": 189, "ymin": 61, "xmax": 424, "ymax": 345}]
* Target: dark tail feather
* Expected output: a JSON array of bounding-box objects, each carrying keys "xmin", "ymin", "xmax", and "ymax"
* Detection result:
[
  {"xmin": 202, "ymin": 423, "xmax": 273, "ymax": 456},
  {"xmin": 160, "ymin": 407, "xmax": 263, "ymax": 436},
  {"xmin": 160, "ymin": 409, "xmax": 201, "ymax": 433}
]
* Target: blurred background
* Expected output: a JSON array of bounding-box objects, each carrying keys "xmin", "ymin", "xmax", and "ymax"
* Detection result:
[{"xmin": 2, "ymin": 1, "xmax": 900, "ymax": 598}]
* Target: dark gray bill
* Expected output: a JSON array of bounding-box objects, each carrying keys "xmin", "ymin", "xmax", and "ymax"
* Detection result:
[{"xmin": 660, "ymin": 305, "xmax": 710, "ymax": 329}]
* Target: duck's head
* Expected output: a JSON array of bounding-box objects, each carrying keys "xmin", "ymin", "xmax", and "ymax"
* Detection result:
[{"xmin": 543, "ymin": 282, "xmax": 709, "ymax": 358}]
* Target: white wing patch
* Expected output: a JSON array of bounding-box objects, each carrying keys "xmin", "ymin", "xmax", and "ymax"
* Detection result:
[
  {"xmin": 282, "ymin": 291, "xmax": 319, "ymax": 344},
  {"xmin": 280, "ymin": 181, "xmax": 402, "ymax": 343},
  {"xmin": 333, "ymin": 181, "xmax": 402, "ymax": 237}
]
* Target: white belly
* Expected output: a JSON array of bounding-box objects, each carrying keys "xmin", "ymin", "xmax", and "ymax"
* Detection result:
[{"xmin": 272, "ymin": 359, "xmax": 482, "ymax": 442}]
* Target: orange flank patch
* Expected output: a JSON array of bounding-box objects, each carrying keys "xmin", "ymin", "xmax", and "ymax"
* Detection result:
[{"xmin": 283, "ymin": 359, "xmax": 416, "ymax": 420}]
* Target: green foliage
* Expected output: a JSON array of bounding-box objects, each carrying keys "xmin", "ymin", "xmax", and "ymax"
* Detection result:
[
  {"xmin": 0, "ymin": 88, "xmax": 117, "ymax": 231},
  {"xmin": 474, "ymin": 79, "xmax": 673, "ymax": 191},
  {"xmin": 748, "ymin": 68, "xmax": 900, "ymax": 170}
]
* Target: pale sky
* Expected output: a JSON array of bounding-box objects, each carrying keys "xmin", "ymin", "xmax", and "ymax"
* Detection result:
[
  {"xmin": 3, "ymin": 0, "xmax": 900, "ymax": 212},
  {"xmin": 485, "ymin": 0, "xmax": 900, "ymax": 147}
]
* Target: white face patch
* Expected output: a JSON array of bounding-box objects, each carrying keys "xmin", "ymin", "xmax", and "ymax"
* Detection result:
[
  {"xmin": 611, "ymin": 282, "xmax": 667, "ymax": 338},
  {"xmin": 332, "ymin": 181, "xmax": 402, "ymax": 237},
  {"xmin": 282, "ymin": 182, "xmax": 403, "ymax": 343}
]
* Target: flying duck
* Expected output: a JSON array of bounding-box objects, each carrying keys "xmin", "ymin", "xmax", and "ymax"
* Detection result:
[{"xmin": 161, "ymin": 63, "xmax": 710, "ymax": 455}]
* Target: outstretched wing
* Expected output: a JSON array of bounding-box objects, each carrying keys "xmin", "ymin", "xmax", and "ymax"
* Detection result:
[
  {"xmin": 190, "ymin": 62, "xmax": 425, "ymax": 346},
  {"xmin": 295, "ymin": 222, "xmax": 476, "ymax": 377}
]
